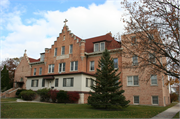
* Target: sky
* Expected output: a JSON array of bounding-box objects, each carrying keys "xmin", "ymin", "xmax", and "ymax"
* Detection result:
[{"xmin": 0, "ymin": 0, "xmax": 126, "ymax": 61}]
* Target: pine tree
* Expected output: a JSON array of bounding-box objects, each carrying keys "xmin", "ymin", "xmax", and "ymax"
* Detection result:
[
  {"xmin": 1, "ymin": 65, "xmax": 10, "ymax": 91},
  {"xmin": 88, "ymin": 49, "xmax": 130, "ymax": 109}
]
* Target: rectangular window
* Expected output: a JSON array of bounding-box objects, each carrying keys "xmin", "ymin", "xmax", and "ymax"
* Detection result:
[
  {"xmin": 31, "ymin": 79, "xmax": 38, "ymax": 87},
  {"xmin": 151, "ymin": 75, "xmax": 157, "ymax": 85},
  {"xmin": 113, "ymin": 58, "xmax": 118, "ymax": 68},
  {"xmin": 70, "ymin": 61, "xmax": 78, "ymax": 71},
  {"xmin": 34, "ymin": 68, "xmax": 36, "ymax": 75},
  {"xmin": 131, "ymin": 36, "xmax": 136, "ymax": 45},
  {"xmin": 63, "ymin": 35, "xmax": 65, "ymax": 40},
  {"xmin": 54, "ymin": 48, "xmax": 57, "ymax": 56},
  {"xmin": 127, "ymin": 76, "xmax": 139, "ymax": 86},
  {"xmin": 90, "ymin": 61, "xmax": 94, "ymax": 71},
  {"xmin": 149, "ymin": 53, "xmax": 156, "ymax": 63},
  {"xmin": 59, "ymin": 63, "xmax": 65, "ymax": 72},
  {"xmin": 152, "ymin": 96, "xmax": 158, "ymax": 104},
  {"xmin": 63, "ymin": 78, "xmax": 73, "ymax": 87},
  {"xmin": 48, "ymin": 64, "xmax": 54, "ymax": 73},
  {"xmin": 86, "ymin": 78, "xmax": 94, "ymax": 87},
  {"xmin": 69, "ymin": 44, "xmax": 73, "ymax": 54},
  {"xmin": 100, "ymin": 42, "xmax": 105, "ymax": 51},
  {"xmin": 39, "ymin": 67, "xmax": 42, "ymax": 75},
  {"xmin": 134, "ymin": 96, "xmax": 139, "ymax": 104},
  {"xmin": 61, "ymin": 46, "xmax": 65, "ymax": 55},
  {"xmin": 20, "ymin": 77, "xmax": 23, "ymax": 81},
  {"xmin": 42, "ymin": 79, "xmax": 45, "ymax": 87},
  {"xmin": 94, "ymin": 43, "xmax": 99, "ymax": 52},
  {"xmin": 132, "ymin": 55, "xmax": 138, "ymax": 65},
  {"xmin": 55, "ymin": 78, "xmax": 58, "ymax": 87}
]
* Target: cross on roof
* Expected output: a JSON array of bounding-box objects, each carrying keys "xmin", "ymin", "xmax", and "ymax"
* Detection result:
[{"xmin": 64, "ymin": 19, "xmax": 68, "ymax": 26}]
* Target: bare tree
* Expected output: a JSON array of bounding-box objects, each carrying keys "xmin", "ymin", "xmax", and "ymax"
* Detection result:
[{"xmin": 120, "ymin": 0, "xmax": 180, "ymax": 84}]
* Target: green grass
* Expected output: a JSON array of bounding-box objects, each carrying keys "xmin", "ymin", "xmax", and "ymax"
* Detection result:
[
  {"xmin": 173, "ymin": 111, "xmax": 179, "ymax": 118},
  {"xmin": 1, "ymin": 97, "xmax": 18, "ymax": 102},
  {"xmin": 1, "ymin": 98, "xmax": 178, "ymax": 118}
]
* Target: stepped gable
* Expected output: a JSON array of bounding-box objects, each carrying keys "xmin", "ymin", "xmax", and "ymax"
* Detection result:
[
  {"xmin": 28, "ymin": 57, "xmax": 40, "ymax": 63},
  {"xmin": 85, "ymin": 33, "xmax": 121, "ymax": 53}
]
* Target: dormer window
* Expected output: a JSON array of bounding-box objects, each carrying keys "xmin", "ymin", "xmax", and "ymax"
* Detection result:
[
  {"xmin": 100, "ymin": 42, "xmax": 105, "ymax": 51},
  {"xmin": 94, "ymin": 42, "xmax": 105, "ymax": 52}
]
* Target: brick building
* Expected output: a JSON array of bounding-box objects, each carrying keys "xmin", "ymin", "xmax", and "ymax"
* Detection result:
[{"xmin": 14, "ymin": 20, "xmax": 170, "ymax": 106}]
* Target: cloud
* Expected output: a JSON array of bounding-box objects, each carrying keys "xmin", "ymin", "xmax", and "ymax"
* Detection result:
[
  {"xmin": 0, "ymin": 0, "xmax": 10, "ymax": 9},
  {"xmin": 1, "ymin": 0, "xmax": 125, "ymax": 61}
]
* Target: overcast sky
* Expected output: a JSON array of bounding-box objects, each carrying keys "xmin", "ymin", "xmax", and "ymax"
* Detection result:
[{"xmin": 0, "ymin": 0, "xmax": 125, "ymax": 61}]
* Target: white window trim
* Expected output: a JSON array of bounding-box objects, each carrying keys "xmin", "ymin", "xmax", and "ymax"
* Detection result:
[
  {"xmin": 89, "ymin": 61, "xmax": 95, "ymax": 71},
  {"xmin": 31, "ymin": 79, "xmax": 38, "ymax": 87},
  {"xmin": 132, "ymin": 55, "xmax": 138, "ymax": 66},
  {"xmin": 100, "ymin": 42, "xmax": 105, "ymax": 51},
  {"xmin": 59, "ymin": 63, "xmax": 65, "ymax": 73},
  {"xmin": 70, "ymin": 61, "xmax": 78, "ymax": 71},
  {"xmin": 152, "ymin": 96, "xmax": 159, "ymax": 105},
  {"xmin": 133, "ymin": 96, "xmax": 139, "ymax": 104},
  {"xmin": 54, "ymin": 48, "xmax": 57, "ymax": 56},
  {"xmin": 69, "ymin": 44, "xmax": 73, "ymax": 54},
  {"xmin": 151, "ymin": 75, "xmax": 158, "ymax": 86},
  {"xmin": 34, "ymin": 68, "xmax": 36, "ymax": 75},
  {"xmin": 55, "ymin": 78, "xmax": 59, "ymax": 87},
  {"xmin": 39, "ymin": 67, "xmax": 42, "ymax": 75},
  {"xmin": 127, "ymin": 76, "xmax": 139, "ymax": 86},
  {"xmin": 149, "ymin": 53, "xmax": 156, "ymax": 64},
  {"xmin": 63, "ymin": 78, "xmax": 74, "ymax": 87},
  {"xmin": 48, "ymin": 64, "xmax": 54, "ymax": 73},
  {"xmin": 94, "ymin": 43, "xmax": 99, "ymax": 52},
  {"xmin": 61, "ymin": 46, "xmax": 65, "ymax": 55},
  {"xmin": 113, "ymin": 58, "xmax": 118, "ymax": 69}
]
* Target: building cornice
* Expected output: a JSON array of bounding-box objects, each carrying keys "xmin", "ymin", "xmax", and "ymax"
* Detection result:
[{"xmin": 29, "ymin": 61, "xmax": 44, "ymax": 65}]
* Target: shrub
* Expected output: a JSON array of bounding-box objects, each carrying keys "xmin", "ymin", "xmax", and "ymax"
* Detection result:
[
  {"xmin": 37, "ymin": 88, "xmax": 50, "ymax": 102},
  {"xmin": 20, "ymin": 90, "xmax": 36, "ymax": 101},
  {"xmin": 170, "ymin": 93, "xmax": 178, "ymax": 103},
  {"xmin": 57, "ymin": 90, "xmax": 68, "ymax": 103},
  {"xmin": 67, "ymin": 91, "xmax": 80, "ymax": 103},
  {"xmin": 16, "ymin": 89, "xmax": 26, "ymax": 97},
  {"xmin": 48, "ymin": 89, "xmax": 59, "ymax": 103}
]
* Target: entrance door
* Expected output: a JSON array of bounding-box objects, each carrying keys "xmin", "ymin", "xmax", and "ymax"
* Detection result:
[{"xmin": 48, "ymin": 81, "xmax": 52, "ymax": 88}]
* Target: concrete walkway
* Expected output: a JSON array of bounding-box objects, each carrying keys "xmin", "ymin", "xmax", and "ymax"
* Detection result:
[{"xmin": 151, "ymin": 103, "xmax": 180, "ymax": 119}]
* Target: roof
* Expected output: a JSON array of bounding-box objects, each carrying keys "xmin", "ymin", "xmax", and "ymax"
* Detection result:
[
  {"xmin": 85, "ymin": 34, "xmax": 121, "ymax": 53},
  {"xmin": 28, "ymin": 57, "xmax": 40, "ymax": 63}
]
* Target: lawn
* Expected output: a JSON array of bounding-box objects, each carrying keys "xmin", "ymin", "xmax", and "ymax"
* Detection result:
[
  {"xmin": 1, "ymin": 98, "xmax": 178, "ymax": 118},
  {"xmin": 173, "ymin": 111, "xmax": 179, "ymax": 118}
]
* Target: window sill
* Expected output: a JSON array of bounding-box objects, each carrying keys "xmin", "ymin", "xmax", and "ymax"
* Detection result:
[
  {"xmin": 89, "ymin": 70, "xmax": 95, "ymax": 71},
  {"xmin": 127, "ymin": 85, "xmax": 139, "ymax": 87},
  {"xmin": 70, "ymin": 70, "xmax": 78, "ymax": 72},
  {"xmin": 150, "ymin": 85, "xmax": 158, "ymax": 86},
  {"xmin": 133, "ymin": 103, "xmax": 139, "ymax": 105},
  {"xmin": 48, "ymin": 72, "xmax": 54, "ymax": 74}
]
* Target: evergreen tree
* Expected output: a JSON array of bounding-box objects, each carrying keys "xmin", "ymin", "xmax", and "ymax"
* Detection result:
[
  {"xmin": 88, "ymin": 49, "xmax": 130, "ymax": 109},
  {"xmin": 1, "ymin": 65, "xmax": 10, "ymax": 91}
]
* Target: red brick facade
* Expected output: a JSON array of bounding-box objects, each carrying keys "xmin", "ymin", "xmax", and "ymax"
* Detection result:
[{"xmin": 13, "ymin": 23, "xmax": 169, "ymax": 106}]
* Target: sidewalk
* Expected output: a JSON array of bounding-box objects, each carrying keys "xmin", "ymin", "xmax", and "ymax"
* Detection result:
[{"xmin": 151, "ymin": 103, "xmax": 180, "ymax": 119}]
